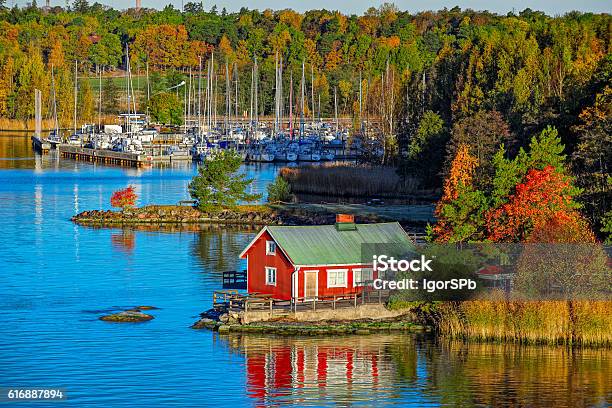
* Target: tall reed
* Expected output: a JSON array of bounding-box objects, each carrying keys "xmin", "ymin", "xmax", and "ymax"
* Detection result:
[
  {"xmin": 280, "ymin": 164, "xmax": 422, "ymax": 198},
  {"xmin": 436, "ymin": 295, "xmax": 612, "ymax": 347}
]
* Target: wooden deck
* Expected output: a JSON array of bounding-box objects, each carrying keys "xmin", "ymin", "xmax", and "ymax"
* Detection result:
[{"xmin": 213, "ymin": 286, "xmax": 390, "ymax": 317}]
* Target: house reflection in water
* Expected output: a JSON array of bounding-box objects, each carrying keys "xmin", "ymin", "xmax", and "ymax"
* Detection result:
[{"xmin": 225, "ymin": 334, "xmax": 418, "ymax": 404}]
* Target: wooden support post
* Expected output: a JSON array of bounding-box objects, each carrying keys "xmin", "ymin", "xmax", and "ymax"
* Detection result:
[
  {"xmin": 312, "ymin": 299, "xmax": 316, "ymax": 311},
  {"xmin": 379, "ymin": 289, "xmax": 382, "ymax": 304},
  {"xmin": 333, "ymin": 295, "xmax": 336, "ymax": 310},
  {"xmin": 354, "ymin": 293, "xmax": 357, "ymax": 308},
  {"xmin": 269, "ymin": 299, "xmax": 273, "ymax": 317}
]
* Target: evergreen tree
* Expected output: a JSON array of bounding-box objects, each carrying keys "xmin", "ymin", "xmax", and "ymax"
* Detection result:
[
  {"xmin": 430, "ymin": 144, "xmax": 489, "ymax": 243},
  {"xmin": 102, "ymin": 77, "xmax": 119, "ymax": 114},
  {"xmin": 188, "ymin": 151, "xmax": 262, "ymax": 212}
]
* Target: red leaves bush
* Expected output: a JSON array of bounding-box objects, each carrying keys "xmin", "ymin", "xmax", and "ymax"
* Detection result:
[{"xmin": 110, "ymin": 186, "xmax": 137, "ymax": 210}]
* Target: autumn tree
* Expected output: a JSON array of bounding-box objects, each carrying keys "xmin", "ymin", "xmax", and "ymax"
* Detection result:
[
  {"xmin": 79, "ymin": 75, "xmax": 94, "ymax": 123},
  {"xmin": 111, "ymin": 186, "xmax": 137, "ymax": 210},
  {"xmin": 486, "ymin": 166, "xmax": 582, "ymax": 242},
  {"xmin": 514, "ymin": 216, "xmax": 610, "ymax": 299},
  {"xmin": 430, "ymin": 144, "xmax": 488, "ymax": 243},
  {"xmin": 446, "ymin": 110, "xmax": 512, "ymax": 190}
]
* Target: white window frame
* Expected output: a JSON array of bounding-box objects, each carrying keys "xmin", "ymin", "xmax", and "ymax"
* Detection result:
[
  {"xmin": 327, "ymin": 269, "xmax": 348, "ymax": 288},
  {"xmin": 353, "ymin": 268, "xmax": 373, "ymax": 287},
  {"xmin": 266, "ymin": 240, "xmax": 277, "ymax": 255},
  {"xmin": 265, "ymin": 267, "xmax": 277, "ymax": 286}
]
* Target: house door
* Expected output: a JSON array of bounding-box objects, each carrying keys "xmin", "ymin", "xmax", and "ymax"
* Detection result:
[{"xmin": 304, "ymin": 271, "xmax": 318, "ymax": 299}]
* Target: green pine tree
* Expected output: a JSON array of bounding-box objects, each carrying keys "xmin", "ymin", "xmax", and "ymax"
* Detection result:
[{"xmin": 189, "ymin": 151, "xmax": 262, "ymax": 212}]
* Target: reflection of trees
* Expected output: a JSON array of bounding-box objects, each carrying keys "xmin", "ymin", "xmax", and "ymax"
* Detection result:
[
  {"xmin": 111, "ymin": 230, "xmax": 135, "ymax": 253},
  {"xmin": 218, "ymin": 334, "xmax": 611, "ymax": 406},
  {"xmin": 423, "ymin": 340, "xmax": 612, "ymax": 407},
  {"xmin": 191, "ymin": 227, "xmax": 255, "ymax": 274}
]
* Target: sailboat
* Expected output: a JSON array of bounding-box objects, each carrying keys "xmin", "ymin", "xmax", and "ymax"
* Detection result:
[{"xmin": 45, "ymin": 66, "xmax": 62, "ymax": 146}]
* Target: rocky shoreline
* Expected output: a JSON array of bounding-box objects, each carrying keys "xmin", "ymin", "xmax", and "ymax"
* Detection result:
[
  {"xmin": 191, "ymin": 308, "xmax": 430, "ymax": 336},
  {"xmin": 71, "ymin": 204, "xmax": 385, "ymax": 227}
]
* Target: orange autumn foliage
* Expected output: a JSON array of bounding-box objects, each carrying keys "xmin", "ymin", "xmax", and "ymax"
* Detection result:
[
  {"xmin": 442, "ymin": 143, "xmax": 479, "ymax": 201},
  {"xmin": 526, "ymin": 215, "xmax": 596, "ymax": 244},
  {"xmin": 432, "ymin": 144, "xmax": 479, "ymax": 242},
  {"xmin": 486, "ymin": 166, "xmax": 581, "ymax": 242},
  {"xmin": 110, "ymin": 186, "xmax": 137, "ymax": 210}
]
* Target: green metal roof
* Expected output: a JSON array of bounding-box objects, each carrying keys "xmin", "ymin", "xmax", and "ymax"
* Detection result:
[{"xmin": 266, "ymin": 222, "xmax": 415, "ymax": 266}]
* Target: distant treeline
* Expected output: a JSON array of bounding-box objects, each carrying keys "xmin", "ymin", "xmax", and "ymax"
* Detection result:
[{"xmin": 0, "ymin": 2, "xmax": 609, "ymax": 230}]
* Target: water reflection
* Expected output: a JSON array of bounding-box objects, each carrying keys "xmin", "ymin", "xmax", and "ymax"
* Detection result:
[
  {"xmin": 220, "ymin": 334, "xmax": 611, "ymax": 407},
  {"xmin": 191, "ymin": 226, "xmax": 255, "ymax": 277},
  {"xmin": 110, "ymin": 230, "xmax": 135, "ymax": 253}
]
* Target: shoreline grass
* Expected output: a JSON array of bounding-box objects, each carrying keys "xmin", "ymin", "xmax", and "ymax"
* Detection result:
[{"xmin": 434, "ymin": 298, "xmax": 612, "ymax": 348}]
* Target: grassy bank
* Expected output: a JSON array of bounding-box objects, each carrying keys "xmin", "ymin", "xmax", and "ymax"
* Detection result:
[
  {"xmin": 280, "ymin": 164, "xmax": 435, "ymax": 199},
  {"xmin": 433, "ymin": 299, "xmax": 612, "ymax": 348}
]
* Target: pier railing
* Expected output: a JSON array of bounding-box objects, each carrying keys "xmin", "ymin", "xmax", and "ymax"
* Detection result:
[{"xmin": 212, "ymin": 287, "xmax": 391, "ymax": 317}]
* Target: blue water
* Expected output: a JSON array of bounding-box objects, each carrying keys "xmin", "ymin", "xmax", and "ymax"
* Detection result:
[{"xmin": 0, "ymin": 136, "xmax": 610, "ymax": 407}]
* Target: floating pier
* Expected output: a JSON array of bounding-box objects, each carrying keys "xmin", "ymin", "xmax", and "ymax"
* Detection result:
[{"xmin": 59, "ymin": 145, "xmax": 148, "ymax": 167}]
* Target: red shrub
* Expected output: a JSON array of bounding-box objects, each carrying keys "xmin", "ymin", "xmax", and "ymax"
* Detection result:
[{"xmin": 111, "ymin": 186, "xmax": 137, "ymax": 210}]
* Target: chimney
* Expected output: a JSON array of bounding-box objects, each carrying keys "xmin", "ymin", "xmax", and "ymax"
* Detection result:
[
  {"xmin": 335, "ymin": 214, "xmax": 357, "ymax": 231},
  {"xmin": 135, "ymin": 0, "xmax": 141, "ymax": 10}
]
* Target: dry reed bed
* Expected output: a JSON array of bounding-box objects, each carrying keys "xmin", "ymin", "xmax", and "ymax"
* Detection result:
[
  {"xmin": 280, "ymin": 164, "xmax": 424, "ymax": 198},
  {"xmin": 437, "ymin": 298, "xmax": 612, "ymax": 347},
  {"xmin": 0, "ymin": 116, "xmax": 120, "ymax": 131}
]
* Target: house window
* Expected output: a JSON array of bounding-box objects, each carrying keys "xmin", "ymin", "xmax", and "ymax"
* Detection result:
[
  {"xmin": 353, "ymin": 268, "xmax": 373, "ymax": 287},
  {"xmin": 266, "ymin": 240, "xmax": 276, "ymax": 255},
  {"xmin": 327, "ymin": 269, "xmax": 348, "ymax": 288},
  {"xmin": 265, "ymin": 267, "xmax": 277, "ymax": 286}
]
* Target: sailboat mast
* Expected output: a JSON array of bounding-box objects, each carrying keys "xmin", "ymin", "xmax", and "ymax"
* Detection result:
[
  {"xmin": 274, "ymin": 52, "xmax": 278, "ymax": 135},
  {"xmin": 234, "ymin": 63, "xmax": 238, "ymax": 132},
  {"xmin": 310, "ymin": 65, "xmax": 315, "ymax": 125},
  {"xmin": 279, "ymin": 57, "xmax": 283, "ymax": 133},
  {"xmin": 51, "ymin": 65, "xmax": 59, "ymax": 134},
  {"xmin": 73, "ymin": 60, "xmax": 78, "ymax": 134},
  {"xmin": 300, "ymin": 61, "xmax": 304, "ymax": 138},
  {"xmin": 225, "ymin": 60, "xmax": 230, "ymax": 135},
  {"xmin": 289, "ymin": 70, "xmax": 293, "ymax": 138},
  {"xmin": 98, "ymin": 66, "xmax": 102, "ymax": 130},
  {"xmin": 198, "ymin": 56, "xmax": 202, "ymax": 141},
  {"xmin": 125, "ymin": 46, "xmax": 130, "ymax": 134},
  {"xmin": 254, "ymin": 56, "xmax": 258, "ymax": 134},
  {"xmin": 334, "ymin": 86, "xmax": 338, "ymax": 133},
  {"xmin": 249, "ymin": 63, "xmax": 253, "ymax": 137}
]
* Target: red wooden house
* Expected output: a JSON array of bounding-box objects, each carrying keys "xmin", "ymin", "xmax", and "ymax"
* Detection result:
[{"xmin": 239, "ymin": 215, "xmax": 414, "ymax": 301}]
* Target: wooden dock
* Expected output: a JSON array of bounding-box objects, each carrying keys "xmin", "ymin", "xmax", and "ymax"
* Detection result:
[{"xmin": 58, "ymin": 145, "xmax": 149, "ymax": 167}]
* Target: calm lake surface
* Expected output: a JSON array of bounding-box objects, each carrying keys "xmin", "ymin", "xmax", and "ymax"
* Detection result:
[{"xmin": 0, "ymin": 134, "xmax": 610, "ymax": 407}]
